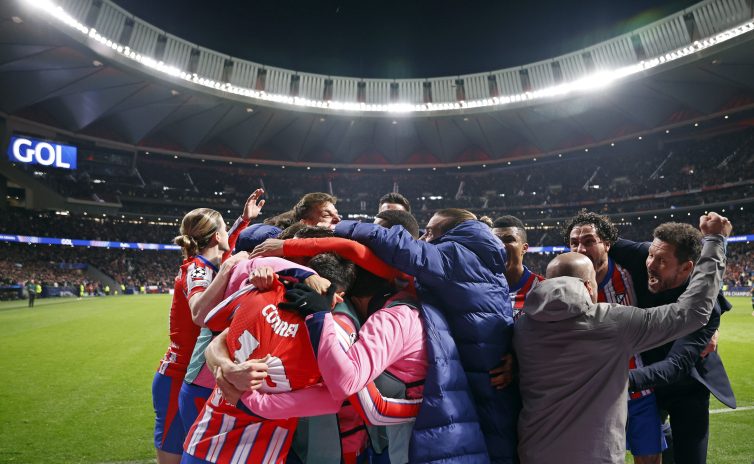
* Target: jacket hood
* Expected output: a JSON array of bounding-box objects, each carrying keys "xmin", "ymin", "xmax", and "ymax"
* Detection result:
[
  {"xmin": 436, "ymin": 220, "xmax": 507, "ymax": 273},
  {"xmin": 522, "ymin": 277, "xmax": 592, "ymax": 322}
]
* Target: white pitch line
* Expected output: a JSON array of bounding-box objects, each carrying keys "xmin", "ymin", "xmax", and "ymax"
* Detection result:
[{"xmin": 709, "ymin": 405, "xmax": 754, "ymax": 414}]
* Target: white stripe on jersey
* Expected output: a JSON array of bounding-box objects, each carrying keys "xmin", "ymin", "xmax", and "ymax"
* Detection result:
[
  {"xmin": 601, "ymin": 263, "xmax": 636, "ymax": 306},
  {"xmin": 206, "ymin": 413, "xmax": 236, "ymax": 462},
  {"xmin": 354, "ymin": 388, "xmax": 421, "ymax": 426},
  {"xmin": 332, "ymin": 317, "xmax": 355, "ymax": 350},
  {"xmin": 262, "ymin": 427, "xmax": 289, "ymax": 464},
  {"xmin": 186, "ymin": 404, "xmax": 214, "ymax": 455},
  {"xmin": 205, "ymin": 283, "xmax": 257, "ymax": 325},
  {"xmin": 229, "ymin": 423, "xmax": 261, "ymax": 464}
]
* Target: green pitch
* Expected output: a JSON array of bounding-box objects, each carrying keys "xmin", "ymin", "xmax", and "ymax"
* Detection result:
[{"xmin": 0, "ymin": 295, "xmax": 752, "ymax": 463}]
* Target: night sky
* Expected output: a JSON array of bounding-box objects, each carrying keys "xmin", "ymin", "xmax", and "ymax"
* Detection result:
[{"xmin": 113, "ymin": 0, "xmax": 699, "ymax": 78}]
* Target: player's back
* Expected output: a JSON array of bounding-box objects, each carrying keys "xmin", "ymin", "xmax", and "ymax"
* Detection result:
[{"xmin": 184, "ymin": 280, "xmax": 320, "ymax": 464}]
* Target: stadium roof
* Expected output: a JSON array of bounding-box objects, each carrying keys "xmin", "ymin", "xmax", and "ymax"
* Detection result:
[
  {"xmin": 1, "ymin": 0, "xmax": 754, "ymax": 168},
  {"xmin": 112, "ymin": 0, "xmax": 699, "ymax": 78}
]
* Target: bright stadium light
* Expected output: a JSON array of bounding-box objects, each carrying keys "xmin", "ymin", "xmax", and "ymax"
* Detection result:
[{"xmin": 25, "ymin": 0, "xmax": 754, "ymax": 115}]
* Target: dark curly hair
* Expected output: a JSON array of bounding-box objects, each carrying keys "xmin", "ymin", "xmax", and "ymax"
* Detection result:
[
  {"xmin": 563, "ymin": 209, "xmax": 618, "ymax": 245},
  {"xmin": 653, "ymin": 222, "xmax": 702, "ymax": 263}
]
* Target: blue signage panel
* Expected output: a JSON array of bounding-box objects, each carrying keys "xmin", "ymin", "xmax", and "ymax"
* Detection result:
[{"xmin": 7, "ymin": 136, "xmax": 77, "ymax": 169}]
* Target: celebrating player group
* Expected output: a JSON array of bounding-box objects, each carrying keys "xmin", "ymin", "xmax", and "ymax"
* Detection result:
[{"xmin": 152, "ymin": 188, "xmax": 734, "ymax": 464}]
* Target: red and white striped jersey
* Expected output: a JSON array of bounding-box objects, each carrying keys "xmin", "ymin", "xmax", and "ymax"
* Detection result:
[
  {"xmin": 597, "ymin": 258, "xmax": 635, "ymax": 307},
  {"xmin": 184, "ymin": 280, "xmax": 319, "ymax": 464},
  {"xmin": 157, "ymin": 216, "xmax": 247, "ymax": 378},
  {"xmin": 510, "ymin": 267, "xmax": 545, "ymax": 320},
  {"xmin": 597, "ymin": 258, "xmax": 652, "ymax": 400},
  {"xmin": 157, "ymin": 255, "xmax": 216, "ymax": 377}
]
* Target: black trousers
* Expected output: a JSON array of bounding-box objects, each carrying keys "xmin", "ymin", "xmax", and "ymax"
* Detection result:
[{"xmin": 657, "ymin": 383, "xmax": 710, "ymax": 464}]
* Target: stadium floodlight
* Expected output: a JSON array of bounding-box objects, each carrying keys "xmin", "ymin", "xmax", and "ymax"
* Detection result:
[{"xmin": 27, "ymin": 0, "xmax": 754, "ymax": 115}]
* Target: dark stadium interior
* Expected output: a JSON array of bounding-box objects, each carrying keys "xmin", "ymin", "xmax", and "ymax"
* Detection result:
[{"xmin": 0, "ymin": 0, "xmax": 752, "ymax": 299}]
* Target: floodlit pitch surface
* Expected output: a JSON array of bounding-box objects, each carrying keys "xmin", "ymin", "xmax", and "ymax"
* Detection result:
[{"xmin": 0, "ymin": 294, "xmax": 752, "ymax": 463}]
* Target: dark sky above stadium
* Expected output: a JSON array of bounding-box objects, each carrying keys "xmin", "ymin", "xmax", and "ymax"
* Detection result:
[{"xmin": 113, "ymin": 0, "xmax": 699, "ymax": 78}]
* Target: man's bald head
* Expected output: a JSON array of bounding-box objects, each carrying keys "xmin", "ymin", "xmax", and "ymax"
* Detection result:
[{"xmin": 546, "ymin": 252, "xmax": 598, "ymax": 303}]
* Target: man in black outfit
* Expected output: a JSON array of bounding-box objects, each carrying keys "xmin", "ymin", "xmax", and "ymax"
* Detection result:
[
  {"xmin": 25, "ymin": 279, "xmax": 36, "ymax": 308},
  {"xmin": 610, "ymin": 221, "xmax": 736, "ymax": 464}
]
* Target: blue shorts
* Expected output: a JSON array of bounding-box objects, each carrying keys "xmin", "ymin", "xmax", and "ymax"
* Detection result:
[
  {"xmin": 178, "ymin": 382, "xmax": 213, "ymax": 433},
  {"xmin": 626, "ymin": 393, "xmax": 667, "ymax": 456},
  {"xmin": 180, "ymin": 453, "xmax": 213, "ymax": 464},
  {"xmin": 152, "ymin": 371, "xmax": 186, "ymax": 454}
]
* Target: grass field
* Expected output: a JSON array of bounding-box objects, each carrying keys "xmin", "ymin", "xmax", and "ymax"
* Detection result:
[{"xmin": 0, "ymin": 295, "xmax": 752, "ymax": 463}]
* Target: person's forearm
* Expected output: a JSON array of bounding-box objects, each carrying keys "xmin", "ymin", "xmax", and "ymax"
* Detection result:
[
  {"xmin": 239, "ymin": 384, "xmax": 341, "ymax": 419},
  {"xmin": 205, "ymin": 329, "xmax": 234, "ymax": 373},
  {"xmin": 190, "ymin": 263, "xmax": 235, "ymax": 325},
  {"xmin": 630, "ymin": 311, "xmax": 719, "ymax": 390}
]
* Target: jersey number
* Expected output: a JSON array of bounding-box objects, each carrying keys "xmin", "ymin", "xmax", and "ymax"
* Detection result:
[{"xmin": 235, "ymin": 331, "xmax": 292, "ymax": 393}]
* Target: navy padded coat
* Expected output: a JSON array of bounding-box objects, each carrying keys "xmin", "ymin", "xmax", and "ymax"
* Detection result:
[{"xmin": 334, "ymin": 219, "xmax": 518, "ymax": 463}]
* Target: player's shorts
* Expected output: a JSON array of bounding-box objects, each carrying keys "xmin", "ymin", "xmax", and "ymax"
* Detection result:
[
  {"xmin": 180, "ymin": 453, "xmax": 214, "ymax": 464},
  {"xmin": 626, "ymin": 393, "xmax": 668, "ymax": 456},
  {"xmin": 178, "ymin": 382, "xmax": 213, "ymax": 433},
  {"xmin": 152, "ymin": 371, "xmax": 186, "ymax": 454}
]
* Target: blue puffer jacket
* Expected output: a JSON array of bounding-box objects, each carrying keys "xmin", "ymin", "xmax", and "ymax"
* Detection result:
[{"xmin": 334, "ymin": 220, "xmax": 518, "ymax": 464}]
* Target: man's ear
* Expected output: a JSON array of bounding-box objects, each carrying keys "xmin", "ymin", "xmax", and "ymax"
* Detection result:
[
  {"xmin": 334, "ymin": 291, "xmax": 345, "ymax": 305},
  {"xmin": 522, "ymin": 243, "xmax": 529, "ymax": 255},
  {"xmin": 681, "ymin": 260, "xmax": 694, "ymax": 277}
]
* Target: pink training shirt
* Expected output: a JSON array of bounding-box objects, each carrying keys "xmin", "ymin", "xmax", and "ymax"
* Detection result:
[{"xmin": 241, "ymin": 291, "xmax": 427, "ymax": 422}]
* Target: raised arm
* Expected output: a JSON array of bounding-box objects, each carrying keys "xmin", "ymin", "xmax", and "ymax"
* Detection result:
[
  {"xmin": 629, "ymin": 306, "xmax": 720, "ymax": 391},
  {"xmin": 623, "ymin": 214, "xmax": 729, "ymax": 353}
]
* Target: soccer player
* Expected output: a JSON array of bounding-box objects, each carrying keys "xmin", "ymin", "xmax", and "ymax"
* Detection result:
[
  {"xmin": 177, "ymin": 223, "xmax": 321, "ymax": 437},
  {"xmin": 377, "ymin": 192, "xmax": 411, "ymax": 213},
  {"xmin": 565, "ymin": 210, "xmax": 664, "ymax": 464},
  {"xmin": 215, "ymin": 237, "xmax": 426, "ymax": 464},
  {"xmin": 293, "ymin": 192, "xmax": 340, "ymax": 227},
  {"xmin": 492, "ymin": 215, "xmax": 544, "ymax": 320},
  {"xmin": 152, "ymin": 190, "xmax": 262, "ymax": 464},
  {"xmin": 181, "ymin": 253, "xmax": 356, "ymax": 463}
]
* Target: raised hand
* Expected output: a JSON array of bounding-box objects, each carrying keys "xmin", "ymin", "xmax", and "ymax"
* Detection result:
[{"xmin": 242, "ymin": 188, "xmax": 266, "ymax": 222}]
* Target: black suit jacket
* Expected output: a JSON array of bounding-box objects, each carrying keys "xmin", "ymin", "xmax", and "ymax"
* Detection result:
[{"xmin": 610, "ymin": 238, "xmax": 736, "ymax": 409}]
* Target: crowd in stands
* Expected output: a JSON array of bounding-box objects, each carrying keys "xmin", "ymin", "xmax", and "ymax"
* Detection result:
[
  {"xmin": 3, "ymin": 127, "xmax": 752, "ymax": 293},
  {"xmin": 13, "ymin": 128, "xmax": 754, "ymax": 223},
  {"xmin": 0, "ymin": 241, "xmax": 180, "ymax": 300}
]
